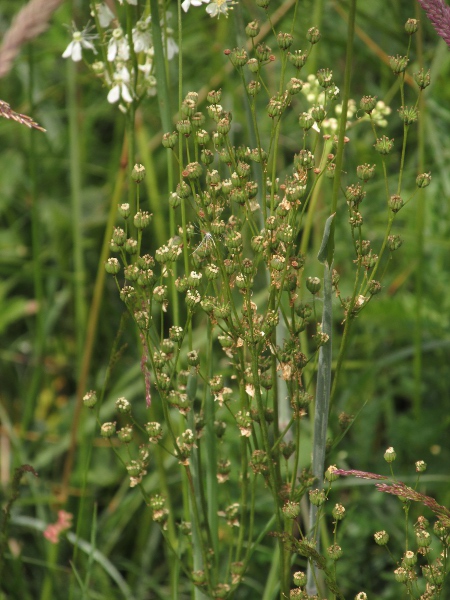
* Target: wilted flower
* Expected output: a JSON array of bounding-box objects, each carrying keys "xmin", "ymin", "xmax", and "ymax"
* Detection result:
[
  {"xmin": 95, "ymin": 3, "xmax": 115, "ymax": 28},
  {"xmin": 132, "ymin": 17, "xmax": 152, "ymax": 53}
]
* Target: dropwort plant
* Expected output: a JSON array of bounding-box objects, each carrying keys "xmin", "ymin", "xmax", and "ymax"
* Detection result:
[{"xmin": 61, "ymin": 1, "xmax": 435, "ymax": 597}]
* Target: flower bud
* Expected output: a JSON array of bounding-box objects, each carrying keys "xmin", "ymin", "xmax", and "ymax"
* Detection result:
[
  {"xmin": 374, "ymin": 135, "xmax": 394, "ymax": 155},
  {"xmin": 282, "ymin": 501, "xmax": 300, "ymax": 519},
  {"xmin": 112, "ymin": 227, "xmax": 126, "ymax": 246},
  {"xmin": 317, "ymin": 68, "xmax": 333, "ymax": 88},
  {"xmin": 228, "ymin": 47, "xmax": 248, "ymax": 68},
  {"xmin": 200, "ymin": 149, "xmax": 214, "ymax": 165},
  {"xmin": 360, "ymin": 95, "xmax": 377, "ymax": 114},
  {"xmin": 277, "ymin": 32, "xmax": 293, "ymax": 50},
  {"xmin": 306, "ymin": 276, "xmax": 321, "ymax": 294},
  {"xmin": 374, "ymin": 530, "xmax": 389, "ymax": 545},
  {"xmin": 309, "ymin": 488, "xmax": 326, "ymax": 506},
  {"xmin": 356, "ymin": 163, "xmax": 376, "ymax": 181},
  {"xmin": 416, "ymin": 529, "xmax": 431, "ymax": 547},
  {"xmin": 267, "ymin": 96, "xmax": 285, "ymax": 118},
  {"xmin": 125, "ymin": 238, "xmax": 138, "ymax": 254},
  {"xmin": 398, "ymin": 105, "xmax": 418, "ymax": 125},
  {"xmin": 289, "ymin": 50, "xmax": 308, "ymax": 69},
  {"xmin": 186, "ymin": 289, "xmax": 201, "ymax": 309},
  {"xmin": 118, "ymin": 203, "xmax": 130, "ymax": 218},
  {"xmin": 245, "ymin": 20, "xmax": 260, "ymax": 37},
  {"xmin": 162, "ymin": 131, "xmax": 178, "ymax": 149},
  {"xmin": 101, "ymin": 422, "xmax": 116, "ymax": 438},
  {"xmin": 192, "ymin": 570, "xmax": 206, "ymax": 585},
  {"xmin": 246, "ymin": 58, "xmax": 259, "ymax": 73},
  {"xmin": 105, "ymin": 258, "xmax": 120, "ymax": 275},
  {"xmin": 255, "ymin": 43, "xmax": 271, "ymax": 62},
  {"xmin": 116, "ymin": 396, "xmax": 131, "ymax": 413},
  {"xmin": 368, "ymin": 280, "xmax": 382, "ymax": 295},
  {"xmin": 183, "ymin": 161, "xmax": 202, "ymax": 181},
  {"xmin": 332, "ymin": 503, "xmax": 346, "ymax": 520},
  {"xmin": 213, "ymin": 302, "xmax": 231, "ymax": 319},
  {"xmin": 187, "ymin": 350, "xmax": 200, "ymax": 366},
  {"xmin": 134, "ymin": 211, "xmax": 152, "ymax": 229},
  {"xmin": 311, "ymin": 104, "xmax": 326, "ymax": 123},
  {"xmin": 125, "ymin": 461, "xmax": 142, "ymax": 480},
  {"xmin": 217, "ymin": 117, "xmax": 231, "ymax": 135},
  {"xmin": 405, "ymin": 18, "xmax": 419, "ymax": 34},
  {"xmin": 415, "ymin": 460, "xmax": 427, "ymax": 473},
  {"xmin": 327, "ymin": 544, "xmax": 343, "ymax": 560},
  {"xmin": 402, "ymin": 550, "xmax": 417, "ymax": 567},
  {"xmin": 389, "ymin": 54, "xmax": 409, "ymax": 75},
  {"xmin": 145, "ymin": 422, "xmax": 163, "ymax": 444},
  {"xmin": 306, "ymin": 27, "xmax": 321, "ymax": 44},
  {"xmin": 83, "ymin": 390, "xmax": 98, "ymax": 408},
  {"xmin": 416, "ymin": 172, "xmax": 431, "ymax": 188},
  {"xmin": 294, "ymin": 149, "xmax": 314, "ymax": 169},
  {"xmin": 247, "ymin": 80, "xmax": 261, "ymax": 96},
  {"xmin": 394, "ymin": 567, "xmax": 409, "ymax": 583},
  {"xmin": 118, "ymin": 425, "xmax": 133, "ymax": 443},
  {"xmin": 286, "ymin": 77, "xmax": 302, "ymax": 95},
  {"xmin": 131, "ymin": 163, "xmax": 146, "ymax": 183},
  {"xmin": 413, "ymin": 68, "xmax": 431, "ymax": 89},
  {"xmin": 176, "ymin": 119, "xmax": 192, "ymax": 136},
  {"xmin": 384, "ymin": 446, "xmax": 396, "ymax": 463},
  {"xmin": 299, "ymin": 111, "xmax": 314, "ymax": 130},
  {"xmin": 389, "ymin": 194, "xmax": 404, "ymax": 213},
  {"xmin": 387, "ymin": 234, "xmax": 403, "ymax": 251},
  {"xmin": 293, "ymin": 571, "xmax": 307, "ymax": 587}
]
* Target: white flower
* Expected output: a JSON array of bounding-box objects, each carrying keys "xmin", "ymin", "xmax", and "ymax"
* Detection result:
[
  {"xmin": 138, "ymin": 51, "xmax": 157, "ymax": 96},
  {"xmin": 107, "ymin": 28, "xmax": 130, "ymax": 62},
  {"xmin": 107, "ymin": 66, "xmax": 133, "ymax": 104},
  {"xmin": 95, "ymin": 3, "xmax": 115, "ymax": 28},
  {"xmin": 117, "ymin": 0, "xmax": 137, "ymax": 4},
  {"xmin": 132, "ymin": 17, "xmax": 152, "ymax": 53},
  {"xmin": 206, "ymin": 0, "xmax": 234, "ymax": 18},
  {"xmin": 62, "ymin": 25, "xmax": 97, "ymax": 62},
  {"xmin": 164, "ymin": 33, "xmax": 179, "ymax": 60},
  {"xmin": 181, "ymin": 0, "xmax": 209, "ymax": 12}
]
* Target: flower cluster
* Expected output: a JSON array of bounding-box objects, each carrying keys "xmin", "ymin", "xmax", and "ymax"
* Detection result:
[
  {"xmin": 43, "ymin": 510, "xmax": 73, "ymax": 544},
  {"xmin": 62, "ymin": 4, "xmax": 179, "ymax": 106}
]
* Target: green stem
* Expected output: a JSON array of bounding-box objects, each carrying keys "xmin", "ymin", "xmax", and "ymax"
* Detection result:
[{"xmin": 67, "ymin": 57, "xmax": 87, "ymax": 368}]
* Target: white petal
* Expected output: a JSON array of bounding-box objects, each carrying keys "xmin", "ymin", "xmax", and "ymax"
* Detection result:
[
  {"xmin": 71, "ymin": 42, "xmax": 83, "ymax": 62},
  {"xmin": 81, "ymin": 39, "xmax": 97, "ymax": 53},
  {"xmin": 166, "ymin": 38, "xmax": 178, "ymax": 60},
  {"xmin": 121, "ymin": 84, "xmax": 133, "ymax": 103},
  {"xmin": 181, "ymin": 0, "xmax": 191, "ymax": 12},
  {"xmin": 206, "ymin": 3, "xmax": 218, "ymax": 16},
  {"xmin": 107, "ymin": 85, "xmax": 120, "ymax": 103},
  {"xmin": 98, "ymin": 4, "xmax": 115, "ymax": 28},
  {"xmin": 62, "ymin": 41, "xmax": 75, "ymax": 59},
  {"xmin": 107, "ymin": 40, "xmax": 117, "ymax": 62}
]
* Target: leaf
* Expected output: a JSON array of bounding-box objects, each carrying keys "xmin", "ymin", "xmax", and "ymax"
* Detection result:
[{"xmin": 317, "ymin": 212, "xmax": 336, "ymax": 265}]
